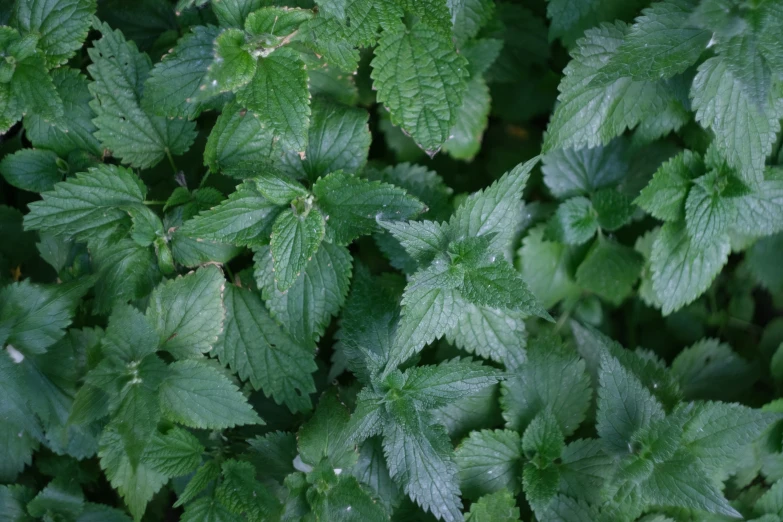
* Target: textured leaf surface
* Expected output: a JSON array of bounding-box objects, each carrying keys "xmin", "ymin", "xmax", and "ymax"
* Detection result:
[
  {"xmin": 371, "ymin": 23, "xmax": 468, "ymax": 154},
  {"xmin": 13, "ymin": 0, "xmax": 96, "ymax": 66}
]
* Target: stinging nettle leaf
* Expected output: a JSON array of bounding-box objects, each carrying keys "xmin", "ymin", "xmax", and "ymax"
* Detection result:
[
  {"xmin": 270, "ymin": 207, "xmax": 326, "ymax": 292},
  {"xmin": 371, "ymin": 22, "xmax": 469, "ymax": 155}
]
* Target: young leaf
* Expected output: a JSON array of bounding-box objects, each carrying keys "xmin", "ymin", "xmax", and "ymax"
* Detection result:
[
  {"xmin": 204, "ymin": 102, "xmax": 276, "ymax": 173},
  {"xmin": 542, "ymin": 139, "xmax": 628, "ymax": 199},
  {"xmin": 159, "ymin": 360, "xmax": 262, "ymax": 429},
  {"xmin": 270, "ymin": 207, "xmax": 326, "ymax": 292},
  {"xmin": 464, "ymin": 490, "xmax": 521, "ymax": 522},
  {"xmin": 371, "ymin": 23, "xmax": 468, "ymax": 154},
  {"xmin": 636, "ymin": 150, "xmax": 704, "ymax": 222},
  {"xmin": 142, "ymin": 427, "xmax": 204, "ymax": 478},
  {"xmin": 401, "ymin": 358, "xmax": 501, "ymax": 409}
]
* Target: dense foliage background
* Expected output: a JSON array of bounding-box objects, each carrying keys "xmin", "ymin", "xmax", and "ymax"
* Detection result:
[{"xmin": 2, "ymin": 0, "xmax": 783, "ymax": 521}]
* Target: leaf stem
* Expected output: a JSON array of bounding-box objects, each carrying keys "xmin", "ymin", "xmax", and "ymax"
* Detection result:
[
  {"xmin": 165, "ymin": 148, "xmax": 178, "ymax": 175},
  {"xmin": 144, "ymin": 200, "xmax": 167, "ymax": 206}
]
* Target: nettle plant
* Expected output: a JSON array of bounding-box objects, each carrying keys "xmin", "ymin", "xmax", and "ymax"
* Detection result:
[{"xmin": 2, "ymin": 0, "xmax": 783, "ymax": 521}]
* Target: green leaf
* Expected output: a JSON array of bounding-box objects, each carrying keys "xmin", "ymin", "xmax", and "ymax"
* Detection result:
[
  {"xmin": 93, "ymin": 239, "xmax": 161, "ymax": 315},
  {"xmin": 448, "ymin": 0, "xmax": 495, "ymax": 46},
  {"xmin": 309, "ymin": 473, "xmax": 388, "ymax": 522},
  {"xmin": 254, "ymin": 242, "xmax": 352, "ymax": 344},
  {"xmin": 442, "ymin": 76, "xmax": 491, "ymax": 161},
  {"xmin": 371, "ymin": 23, "xmax": 468, "ymax": 154},
  {"xmin": 143, "ymin": 25, "xmax": 222, "ymax": 119},
  {"xmin": 236, "ymin": 47, "xmax": 311, "ymax": 153},
  {"xmin": 24, "ymin": 67, "xmax": 102, "ymax": 157},
  {"xmin": 380, "ymin": 220, "xmax": 450, "ymax": 268},
  {"xmin": 160, "ymin": 360, "xmax": 262, "ymax": 429},
  {"xmin": 313, "ymin": 170, "xmax": 425, "ymax": 245},
  {"xmin": 181, "ymin": 497, "xmax": 241, "ymax": 522},
  {"xmin": 244, "ymin": 7, "xmax": 313, "ymax": 42},
  {"xmin": 636, "ymin": 150, "xmax": 704, "ymax": 222},
  {"xmin": 215, "ymin": 284, "xmax": 316, "ymax": 413},
  {"xmin": 26, "ymin": 477, "xmax": 84, "ymax": 519},
  {"xmin": 212, "ymin": 0, "xmax": 264, "ymax": 28},
  {"xmin": 401, "ymin": 358, "xmax": 500, "ymax": 409},
  {"xmin": 298, "ymin": 389, "xmax": 354, "ymax": 468},
  {"xmin": 112, "ymin": 379, "xmax": 161, "ymax": 469},
  {"xmin": 684, "ymin": 170, "xmax": 737, "ymax": 248},
  {"xmin": 543, "ymin": 22, "xmax": 684, "ymax": 153},
  {"xmin": 0, "ymin": 148, "xmax": 62, "ymax": 193},
  {"xmin": 500, "ymin": 341, "xmax": 591, "ymax": 436},
  {"xmin": 270, "ymin": 207, "xmax": 326, "ymax": 292},
  {"xmin": 732, "ymin": 168, "xmax": 783, "ymax": 237},
  {"xmin": 280, "ymin": 98, "xmax": 371, "ymax": 181},
  {"xmin": 450, "ymin": 157, "xmax": 539, "ymax": 255},
  {"xmin": 174, "ymin": 460, "xmax": 221, "ymax": 508},
  {"xmin": 549, "ymin": 197, "xmax": 598, "ymax": 245},
  {"xmin": 24, "ymin": 165, "xmax": 145, "ymax": 245},
  {"xmin": 522, "ymin": 409, "xmax": 565, "ymax": 464},
  {"xmin": 747, "ymin": 232, "xmax": 783, "ymax": 294},
  {"xmin": 207, "ymin": 28, "xmax": 256, "ymax": 93},
  {"xmin": 599, "ymin": 0, "xmax": 710, "ymax": 81},
  {"xmin": 11, "ymin": 51, "xmax": 64, "ymax": 123},
  {"xmin": 691, "ymin": 53, "xmax": 783, "ymax": 183},
  {"xmin": 0, "ymin": 278, "xmax": 90, "ymax": 357},
  {"xmin": 651, "ymin": 221, "xmax": 730, "ymax": 315},
  {"xmin": 455, "ymin": 429, "xmax": 522, "ymax": 500},
  {"xmin": 146, "ymin": 266, "xmax": 226, "ymax": 359},
  {"xmin": 87, "ymin": 21, "xmax": 197, "ymax": 169},
  {"xmin": 460, "ymin": 260, "xmax": 551, "ymax": 320},
  {"xmin": 383, "ymin": 410, "xmax": 462, "ymax": 522},
  {"xmin": 103, "ymin": 304, "xmax": 159, "ymax": 362},
  {"xmin": 204, "ymin": 102, "xmax": 276, "ymax": 174},
  {"xmin": 671, "ymin": 339, "xmax": 756, "ymax": 402},
  {"xmin": 12, "ymin": 0, "xmax": 96, "ymax": 67},
  {"xmin": 596, "ymin": 353, "xmax": 665, "ymax": 455},
  {"xmin": 575, "ymin": 239, "xmax": 643, "ymax": 305},
  {"xmin": 542, "ymin": 138, "xmax": 628, "ymax": 199},
  {"xmin": 142, "ymin": 427, "xmax": 204, "ymax": 478},
  {"xmin": 464, "ymin": 490, "xmax": 521, "ymax": 522},
  {"xmin": 592, "ymin": 189, "xmax": 634, "ymax": 231},
  {"xmin": 517, "ymin": 225, "xmax": 578, "ymax": 309},
  {"xmin": 98, "ymin": 428, "xmax": 168, "ymax": 521},
  {"xmin": 216, "ymin": 460, "xmax": 280, "ymax": 519},
  {"xmin": 446, "ymin": 304, "xmax": 527, "ymax": 369},
  {"xmin": 682, "ymin": 401, "xmax": 775, "ymax": 478},
  {"xmin": 179, "ymin": 181, "xmax": 281, "ymax": 247}
]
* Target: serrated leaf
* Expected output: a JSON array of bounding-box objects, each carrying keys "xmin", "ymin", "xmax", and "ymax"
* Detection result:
[
  {"xmin": 442, "ymin": 76, "xmax": 491, "ymax": 161},
  {"xmin": 11, "ymin": 52, "xmax": 64, "ymax": 123},
  {"xmin": 215, "ymin": 284, "xmax": 316, "ymax": 413},
  {"xmin": 24, "ymin": 165, "xmax": 145, "ymax": 245},
  {"xmin": 575, "ymin": 239, "xmax": 643, "ymax": 305},
  {"xmin": 371, "ymin": 23, "xmax": 468, "ymax": 154},
  {"xmin": 691, "ymin": 53, "xmax": 782, "ymax": 183},
  {"xmin": 599, "ymin": 0, "xmax": 710, "ymax": 81},
  {"xmin": 280, "ymin": 98, "xmax": 371, "ymax": 180},
  {"xmin": 24, "ymin": 67, "xmax": 102, "ymax": 156},
  {"xmin": 685, "ymin": 171, "xmax": 736, "ymax": 248},
  {"xmin": 12, "ymin": 0, "xmax": 96, "ymax": 67},
  {"xmin": 236, "ymin": 46, "xmax": 310, "ymax": 153},
  {"xmin": 464, "ymin": 490, "xmax": 520, "ymax": 522},
  {"xmin": 98, "ymin": 428, "xmax": 168, "ymax": 521},
  {"xmin": 160, "ymin": 360, "xmax": 262, "ymax": 429},
  {"xmin": 636, "ymin": 150, "xmax": 704, "ymax": 222},
  {"xmin": 500, "ymin": 341, "xmax": 591, "ymax": 436},
  {"xmin": 216, "ymin": 460, "xmax": 280, "ymax": 519},
  {"xmin": 298, "ymin": 389, "xmax": 354, "ymax": 469},
  {"xmin": 446, "ymin": 304, "xmax": 527, "ymax": 369},
  {"xmin": 543, "ymin": 22, "xmax": 683, "ymax": 153},
  {"xmin": 0, "ymin": 148, "xmax": 63, "ymax": 193},
  {"xmin": 180, "ymin": 181, "xmax": 281, "ymax": 247},
  {"xmin": 93, "ymin": 239, "xmax": 161, "ymax": 315},
  {"xmin": 448, "ymin": 0, "xmax": 495, "ymax": 46},
  {"xmin": 181, "ymin": 497, "xmax": 241, "ymax": 522},
  {"xmin": 143, "ymin": 25, "xmax": 221, "ymax": 119},
  {"xmin": 455, "ymin": 429, "xmax": 522, "ymax": 500},
  {"xmin": 671, "ymin": 338, "xmax": 756, "ymax": 402},
  {"xmin": 596, "ymin": 353, "xmax": 665, "ymax": 455},
  {"xmin": 204, "ymin": 102, "xmax": 276, "ymax": 174},
  {"xmin": 542, "ymin": 138, "xmax": 628, "ymax": 199},
  {"xmin": 146, "ymin": 266, "xmax": 226, "ymax": 359},
  {"xmin": 142, "ymin": 427, "xmax": 204, "ymax": 478},
  {"xmin": 255, "ymin": 242, "xmax": 352, "ymax": 344},
  {"xmin": 87, "ymin": 22, "xmax": 196, "ymax": 169},
  {"xmin": 460, "ymin": 260, "xmax": 551, "ymax": 320},
  {"xmin": 313, "ymin": 170, "xmax": 425, "ymax": 245},
  {"xmin": 549, "ymin": 197, "xmax": 598, "ymax": 245},
  {"xmin": 0, "ymin": 278, "xmax": 90, "ymax": 357},
  {"xmin": 401, "ymin": 358, "xmax": 500, "ymax": 409},
  {"xmin": 732, "ymin": 168, "xmax": 783, "ymax": 237},
  {"xmin": 517, "ymin": 225, "xmax": 579, "ymax": 309},
  {"xmin": 26, "ymin": 477, "xmax": 84, "ymax": 519},
  {"xmin": 175, "ymin": 460, "xmax": 221, "ymax": 508},
  {"xmin": 270, "ymin": 207, "xmax": 326, "ymax": 292},
  {"xmin": 651, "ymin": 221, "xmax": 730, "ymax": 315},
  {"xmin": 207, "ymin": 28, "xmax": 256, "ymax": 93},
  {"xmin": 212, "ymin": 0, "xmax": 264, "ymax": 28},
  {"xmin": 383, "ymin": 410, "xmax": 462, "ymax": 522}
]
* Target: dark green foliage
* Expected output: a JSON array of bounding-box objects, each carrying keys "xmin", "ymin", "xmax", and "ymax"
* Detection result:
[{"xmin": 2, "ymin": 0, "xmax": 783, "ymax": 521}]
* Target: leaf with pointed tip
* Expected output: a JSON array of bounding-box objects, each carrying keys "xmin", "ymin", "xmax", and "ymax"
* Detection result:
[
  {"xmin": 146, "ymin": 266, "xmax": 226, "ymax": 359},
  {"xmin": 142, "ymin": 427, "xmax": 204, "ymax": 478},
  {"xmin": 455, "ymin": 429, "xmax": 522, "ymax": 500},
  {"xmin": 215, "ymin": 284, "xmax": 316, "ymax": 413},
  {"xmin": 160, "ymin": 360, "xmax": 262, "ymax": 429},
  {"xmin": 204, "ymin": 102, "xmax": 276, "ymax": 174},
  {"xmin": 212, "ymin": 0, "xmax": 264, "ymax": 28},
  {"xmin": 87, "ymin": 22, "xmax": 196, "ymax": 169},
  {"xmin": 371, "ymin": 23, "xmax": 468, "ymax": 154},
  {"xmin": 442, "ymin": 76, "xmax": 491, "ymax": 161},
  {"xmin": 12, "ymin": 0, "xmax": 96, "ymax": 67},
  {"xmin": 270, "ymin": 207, "xmax": 326, "ymax": 292},
  {"xmin": 0, "ymin": 148, "xmax": 62, "ymax": 193},
  {"xmin": 636, "ymin": 150, "xmax": 704, "ymax": 222},
  {"xmin": 237, "ymin": 47, "xmax": 310, "ymax": 153},
  {"xmin": 575, "ymin": 239, "xmax": 644, "ymax": 305}
]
